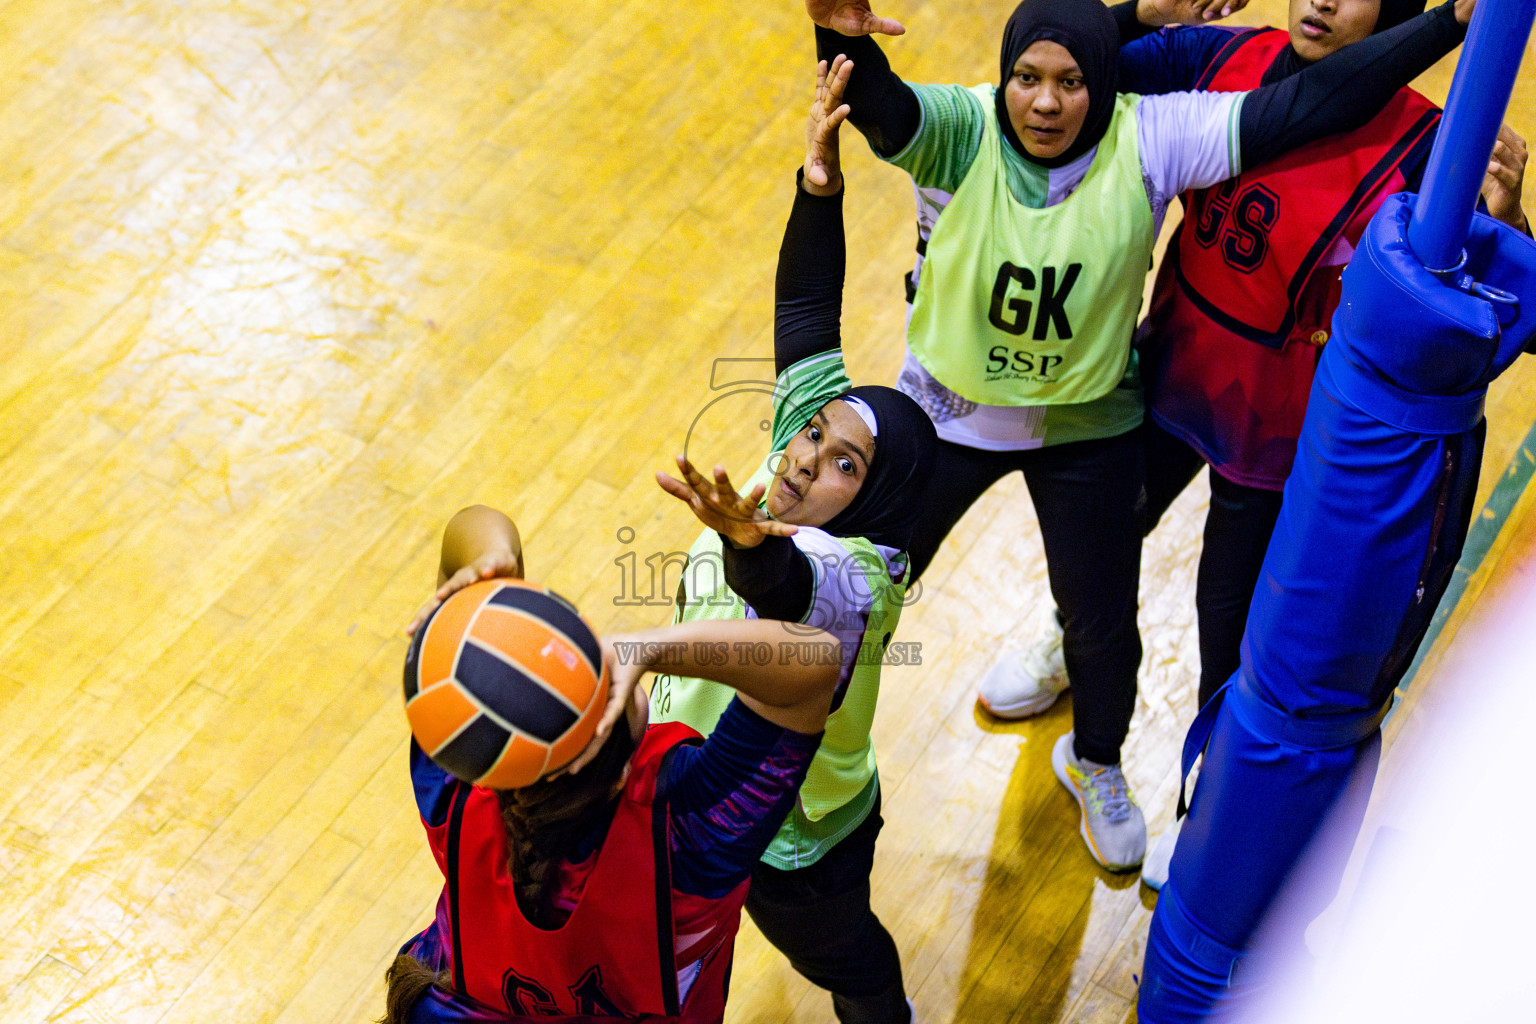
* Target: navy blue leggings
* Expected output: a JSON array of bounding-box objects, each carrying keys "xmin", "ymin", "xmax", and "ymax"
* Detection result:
[
  {"xmin": 1140, "ymin": 419, "xmax": 1284, "ymax": 708},
  {"xmin": 744, "ymin": 794, "xmax": 908, "ymax": 1024}
]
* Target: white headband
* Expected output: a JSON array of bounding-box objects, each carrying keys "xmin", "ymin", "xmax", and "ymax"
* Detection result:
[{"xmin": 839, "ymin": 396, "xmax": 879, "ymax": 438}]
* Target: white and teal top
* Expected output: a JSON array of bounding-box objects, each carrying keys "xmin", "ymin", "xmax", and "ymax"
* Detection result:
[
  {"xmin": 648, "ymin": 349, "xmax": 910, "ymax": 870},
  {"xmin": 886, "ymin": 82, "xmax": 1244, "ymax": 450}
]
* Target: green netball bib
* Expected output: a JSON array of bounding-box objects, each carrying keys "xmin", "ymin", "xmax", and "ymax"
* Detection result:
[
  {"xmin": 908, "ymin": 90, "xmax": 1154, "ymax": 405},
  {"xmin": 649, "ymin": 525, "xmax": 904, "ymax": 827}
]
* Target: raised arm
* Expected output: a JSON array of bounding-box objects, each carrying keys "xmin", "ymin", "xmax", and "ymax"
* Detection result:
[
  {"xmin": 774, "ymin": 182, "xmax": 846, "ymax": 377},
  {"xmin": 808, "ymin": 1, "xmax": 920, "ymax": 156},
  {"xmin": 1237, "ymin": 0, "xmax": 1472, "ymax": 169},
  {"xmin": 656, "ymin": 60, "xmax": 863, "ymax": 643},
  {"xmin": 773, "ymin": 179, "xmax": 847, "ymax": 373},
  {"xmin": 776, "ymin": 55, "xmax": 853, "ymax": 375},
  {"xmin": 1112, "ymin": 0, "xmax": 1248, "ymax": 42},
  {"xmin": 655, "ymin": 53, "xmax": 853, "ymax": 628},
  {"xmin": 697, "ymin": 56, "xmax": 863, "ymax": 623},
  {"xmin": 1112, "ymin": 0, "xmax": 1249, "ymax": 95}
]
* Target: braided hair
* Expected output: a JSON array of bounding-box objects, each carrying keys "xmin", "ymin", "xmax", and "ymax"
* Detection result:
[
  {"xmin": 494, "ymin": 720, "xmax": 638, "ymax": 929},
  {"xmin": 379, "ymin": 722, "xmax": 640, "ymax": 1021}
]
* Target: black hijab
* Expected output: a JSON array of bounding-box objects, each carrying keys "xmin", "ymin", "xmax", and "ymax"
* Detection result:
[
  {"xmin": 1374, "ymin": 0, "xmax": 1429, "ymax": 32},
  {"xmin": 1264, "ymin": 0, "xmax": 1428, "ymax": 82},
  {"xmin": 994, "ymin": 0, "xmax": 1121, "ymax": 168},
  {"xmin": 817, "ymin": 385, "xmax": 938, "ymax": 555}
]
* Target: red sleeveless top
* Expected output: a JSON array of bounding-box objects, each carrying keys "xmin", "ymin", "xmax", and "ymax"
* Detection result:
[
  {"xmin": 1140, "ymin": 28, "xmax": 1440, "ymax": 488},
  {"xmin": 425, "ymin": 721, "xmax": 745, "ymax": 1022}
]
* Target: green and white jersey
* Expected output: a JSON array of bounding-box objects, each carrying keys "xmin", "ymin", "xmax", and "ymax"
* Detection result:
[
  {"xmin": 884, "ymin": 82, "xmax": 1244, "ymax": 450},
  {"xmin": 648, "ymin": 350, "xmax": 910, "ymax": 869}
]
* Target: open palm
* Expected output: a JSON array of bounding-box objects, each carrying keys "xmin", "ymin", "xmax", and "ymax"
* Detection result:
[
  {"xmin": 805, "ymin": 55, "xmax": 854, "ymax": 191},
  {"xmin": 805, "ymin": 0, "xmax": 905, "ymax": 37},
  {"xmin": 656, "ymin": 455, "xmax": 798, "ymax": 549}
]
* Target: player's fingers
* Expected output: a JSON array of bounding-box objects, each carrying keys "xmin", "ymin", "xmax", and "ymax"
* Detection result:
[
  {"xmin": 474, "ymin": 554, "xmax": 513, "ymax": 580},
  {"xmin": 405, "ymin": 597, "xmax": 441, "ymax": 637},
  {"xmin": 567, "ymin": 701, "xmax": 620, "ymax": 773},
  {"xmin": 568, "ymin": 656, "xmax": 633, "ymax": 774},
  {"xmin": 1499, "ymin": 135, "xmax": 1528, "ymax": 172},
  {"xmin": 408, "ymin": 561, "xmax": 483, "ymax": 634},
  {"xmin": 678, "ymin": 464, "xmax": 716, "ymax": 503},
  {"xmin": 656, "ymin": 471, "xmax": 696, "ymax": 503},
  {"xmin": 829, "ymin": 59, "xmax": 853, "ymax": 104},
  {"xmin": 1492, "ymin": 171, "xmax": 1521, "ymax": 196},
  {"xmin": 561, "ymin": 732, "xmax": 603, "ymax": 776},
  {"xmin": 676, "ymin": 454, "xmax": 707, "ymax": 487},
  {"xmin": 712, "ymin": 465, "xmax": 741, "ymax": 494},
  {"xmin": 1486, "ymin": 156, "xmax": 1519, "ymax": 186},
  {"xmin": 437, "ymin": 564, "xmax": 480, "ymax": 600}
]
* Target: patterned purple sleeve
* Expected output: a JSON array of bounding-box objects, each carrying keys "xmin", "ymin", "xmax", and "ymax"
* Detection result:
[
  {"xmin": 661, "ymin": 698, "xmax": 821, "ymax": 899},
  {"xmin": 396, "ymin": 926, "xmax": 510, "ymax": 1022},
  {"xmin": 743, "ymin": 524, "xmax": 880, "ymax": 707}
]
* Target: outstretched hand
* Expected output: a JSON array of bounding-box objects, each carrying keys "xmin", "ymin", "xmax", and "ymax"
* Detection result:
[
  {"xmin": 805, "ymin": 56, "xmax": 854, "ymax": 194},
  {"xmin": 1135, "ymin": 0, "xmax": 1248, "ymax": 26},
  {"xmin": 656, "ymin": 455, "xmax": 798, "ymax": 549},
  {"xmin": 806, "ymin": 0, "xmax": 905, "ymax": 36},
  {"xmin": 1483, "ymin": 123, "xmax": 1529, "ymax": 232}
]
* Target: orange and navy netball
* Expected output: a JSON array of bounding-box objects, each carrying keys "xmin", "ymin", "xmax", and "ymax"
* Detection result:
[{"xmin": 404, "ymin": 579, "xmax": 609, "ymax": 789}]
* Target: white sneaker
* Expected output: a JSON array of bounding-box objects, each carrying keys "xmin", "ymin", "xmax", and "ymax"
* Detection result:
[
  {"xmin": 1052, "ymin": 732, "xmax": 1146, "ymax": 872},
  {"xmin": 1140, "ymin": 816, "xmax": 1183, "ymax": 891},
  {"xmin": 978, "ymin": 608, "xmax": 1069, "ymax": 719}
]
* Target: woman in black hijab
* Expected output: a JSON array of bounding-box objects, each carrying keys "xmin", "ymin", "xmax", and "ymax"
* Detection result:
[
  {"xmin": 993, "ymin": 0, "xmax": 1122, "ymax": 165},
  {"xmin": 645, "ymin": 57, "xmax": 935, "ymax": 1024},
  {"xmin": 805, "ymin": 0, "xmax": 1475, "ymax": 883}
]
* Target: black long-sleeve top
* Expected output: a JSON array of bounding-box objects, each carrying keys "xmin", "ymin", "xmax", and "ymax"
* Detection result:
[{"xmin": 718, "ymin": 179, "xmax": 849, "ymax": 622}]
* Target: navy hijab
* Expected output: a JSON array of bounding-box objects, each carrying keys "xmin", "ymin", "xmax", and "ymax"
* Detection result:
[
  {"xmin": 1373, "ymin": 0, "xmax": 1430, "ymax": 32},
  {"xmin": 817, "ymin": 385, "xmax": 938, "ymax": 556},
  {"xmin": 1265, "ymin": 0, "xmax": 1429, "ymax": 82},
  {"xmin": 994, "ymin": 0, "xmax": 1121, "ymax": 168}
]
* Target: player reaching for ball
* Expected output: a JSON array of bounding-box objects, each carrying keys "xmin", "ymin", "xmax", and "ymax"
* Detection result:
[
  {"xmin": 644, "ymin": 58, "xmax": 937, "ymax": 1024},
  {"xmin": 384, "ymin": 504, "xmax": 850, "ymax": 1023}
]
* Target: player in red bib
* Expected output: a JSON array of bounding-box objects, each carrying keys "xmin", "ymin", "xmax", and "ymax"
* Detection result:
[
  {"xmin": 383, "ymin": 506, "xmax": 847, "ymax": 1023},
  {"xmin": 1106, "ymin": 0, "xmax": 1528, "ymax": 885}
]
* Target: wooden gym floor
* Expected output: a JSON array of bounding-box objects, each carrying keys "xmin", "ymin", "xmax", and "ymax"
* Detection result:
[{"xmin": 1, "ymin": 1, "xmax": 1532, "ymax": 1021}]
